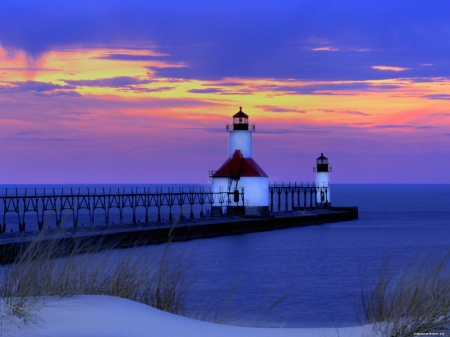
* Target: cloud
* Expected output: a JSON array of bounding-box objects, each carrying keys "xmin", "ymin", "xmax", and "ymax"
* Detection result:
[
  {"xmin": 414, "ymin": 125, "xmax": 440, "ymax": 130},
  {"xmin": 178, "ymin": 127, "xmax": 224, "ymax": 133},
  {"xmin": 257, "ymin": 127, "xmax": 329, "ymax": 135},
  {"xmin": 188, "ymin": 88, "xmax": 223, "ymax": 94},
  {"xmin": 430, "ymin": 112, "xmax": 450, "ymax": 116},
  {"xmin": 424, "ymin": 94, "xmax": 450, "ymax": 100},
  {"xmin": 0, "ymin": 67, "xmax": 59, "ymax": 72},
  {"xmin": 254, "ymin": 82, "xmax": 401, "ymax": 95},
  {"xmin": 2, "ymin": 1, "xmax": 450, "ymax": 81},
  {"xmin": 407, "ymin": 77, "xmax": 448, "ymax": 83},
  {"xmin": 0, "ymin": 81, "xmax": 75, "ymax": 94},
  {"xmin": 216, "ymin": 91, "xmax": 253, "ymax": 96},
  {"xmin": 312, "ymin": 46, "xmax": 339, "ymax": 52},
  {"xmin": 320, "ymin": 109, "xmax": 370, "ymax": 116},
  {"xmin": 371, "ymin": 124, "xmax": 438, "ymax": 131},
  {"xmin": 57, "ymin": 111, "xmax": 92, "ymax": 116},
  {"xmin": 129, "ymin": 86, "xmax": 174, "ymax": 93},
  {"xmin": 3, "ymin": 130, "xmax": 78, "ymax": 143},
  {"xmin": 96, "ymin": 53, "xmax": 167, "ymax": 61},
  {"xmin": 65, "ymin": 76, "xmax": 154, "ymax": 88},
  {"xmin": 372, "ymin": 124, "xmax": 411, "ymax": 129},
  {"xmin": 372, "ymin": 66, "xmax": 409, "ymax": 72},
  {"xmin": 12, "ymin": 130, "xmax": 43, "ymax": 136},
  {"xmin": 35, "ymin": 91, "xmax": 81, "ymax": 97},
  {"xmin": 212, "ymin": 82, "xmax": 245, "ymax": 87},
  {"xmin": 255, "ymin": 105, "xmax": 306, "ymax": 114},
  {"xmin": 352, "ymin": 48, "xmax": 371, "ymax": 52}
]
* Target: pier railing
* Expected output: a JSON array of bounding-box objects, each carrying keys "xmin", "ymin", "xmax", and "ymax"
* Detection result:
[
  {"xmin": 0, "ymin": 187, "xmax": 245, "ymax": 233},
  {"xmin": 0, "ymin": 183, "xmax": 329, "ymax": 233},
  {"xmin": 269, "ymin": 182, "xmax": 329, "ymax": 212}
]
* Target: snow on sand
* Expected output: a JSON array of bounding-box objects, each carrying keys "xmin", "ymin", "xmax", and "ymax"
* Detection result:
[{"xmin": 2, "ymin": 295, "xmax": 373, "ymax": 337}]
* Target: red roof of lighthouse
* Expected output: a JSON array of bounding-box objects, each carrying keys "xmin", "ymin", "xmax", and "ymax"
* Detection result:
[{"xmin": 212, "ymin": 150, "xmax": 268, "ymax": 178}]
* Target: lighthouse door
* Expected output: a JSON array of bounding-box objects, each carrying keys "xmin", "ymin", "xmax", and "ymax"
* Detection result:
[{"xmin": 233, "ymin": 189, "xmax": 240, "ymax": 203}]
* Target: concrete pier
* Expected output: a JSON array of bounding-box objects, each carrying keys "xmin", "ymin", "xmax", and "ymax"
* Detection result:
[{"xmin": 0, "ymin": 207, "xmax": 357, "ymax": 264}]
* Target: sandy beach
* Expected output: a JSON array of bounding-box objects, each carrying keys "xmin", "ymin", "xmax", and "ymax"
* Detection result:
[{"xmin": 1, "ymin": 295, "xmax": 374, "ymax": 337}]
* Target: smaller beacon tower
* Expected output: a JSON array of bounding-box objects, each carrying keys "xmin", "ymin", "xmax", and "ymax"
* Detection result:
[
  {"xmin": 314, "ymin": 153, "xmax": 332, "ymax": 205},
  {"xmin": 211, "ymin": 108, "xmax": 269, "ymax": 216}
]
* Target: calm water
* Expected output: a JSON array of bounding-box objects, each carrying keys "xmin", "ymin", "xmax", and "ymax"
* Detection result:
[
  {"xmin": 160, "ymin": 184, "xmax": 450, "ymax": 327},
  {"xmin": 2, "ymin": 184, "xmax": 450, "ymax": 327}
]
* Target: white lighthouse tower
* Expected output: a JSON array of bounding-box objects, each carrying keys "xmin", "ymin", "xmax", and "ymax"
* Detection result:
[
  {"xmin": 228, "ymin": 107, "xmax": 253, "ymax": 158},
  {"xmin": 210, "ymin": 108, "xmax": 269, "ymax": 216},
  {"xmin": 314, "ymin": 153, "xmax": 332, "ymax": 205}
]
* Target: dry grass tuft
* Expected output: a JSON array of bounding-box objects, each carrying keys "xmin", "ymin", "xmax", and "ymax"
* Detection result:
[
  {"xmin": 0, "ymin": 229, "xmax": 191, "ymax": 320},
  {"xmin": 359, "ymin": 251, "xmax": 450, "ymax": 336},
  {"xmin": 0, "ymin": 210, "xmax": 286, "ymax": 327}
]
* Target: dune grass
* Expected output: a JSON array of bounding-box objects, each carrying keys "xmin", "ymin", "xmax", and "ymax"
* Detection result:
[
  {"xmin": 0, "ymin": 231, "xmax": 191, "ymax": 320},
  {"xmin": 358, "ymin": 251, "xmax": 450, "ymax": 336},
  {"xmin": 0, "ymin": 209, "xmax": 289, "ymax": 329}
]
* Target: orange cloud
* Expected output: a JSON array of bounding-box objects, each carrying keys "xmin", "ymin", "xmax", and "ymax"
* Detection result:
[{"xmin": 371, "ymin": 65, "xmax": 409, "ymax": 72}]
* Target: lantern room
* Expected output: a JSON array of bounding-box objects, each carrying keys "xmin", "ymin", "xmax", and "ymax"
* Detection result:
[
  {"xmin": 314, "ymin": 153, "xmax": 332, "ymax": 173},
  {"xmin": 232, "ymin": 107, "xmax": 249, "ymax": 130}
]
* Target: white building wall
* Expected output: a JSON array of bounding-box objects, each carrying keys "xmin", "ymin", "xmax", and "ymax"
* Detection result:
[
  {"xmin": 211, "ymin": 178, "xmax": 229, "ymax": 206},
  {"xmin": 239, "ymin": 177, "xmax": 269, "ymax": 207},
  {"xmin": 211, "ymin": 176, "xmax": 268, "ymax": 207},
  {"xmin": 316, "ymin": 172, "xmax": 330, "ymax": 203},
  {"xmin": 229, "ymin": 131, "xmax": 252, "ymax": 158}
]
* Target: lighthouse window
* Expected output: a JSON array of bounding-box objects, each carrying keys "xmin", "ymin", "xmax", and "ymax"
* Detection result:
[{"xmin": 234, "ymin": 117, "xmax": 248, "ymax": 124}]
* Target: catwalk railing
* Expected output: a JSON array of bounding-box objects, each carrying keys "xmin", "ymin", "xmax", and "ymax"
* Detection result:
[
  {"xmin": 0, "ymin": 183, "xmax": 329, "ymax": 233},
  {"xmin": 269, "ymin": 182, "xmax": 329, "ymax": 213},
  {"xmin": 0, "ymin": 187, "xmax": 246, "ymax": 233}
]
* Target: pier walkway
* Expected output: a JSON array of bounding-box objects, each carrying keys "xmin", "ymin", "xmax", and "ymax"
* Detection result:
[{"xmin": 0, "ymin": 207, "xmax": 358, "ymax": 264}]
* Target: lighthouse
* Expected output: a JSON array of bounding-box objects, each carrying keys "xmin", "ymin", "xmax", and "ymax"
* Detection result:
[
  {"xmin": 314, "ymin": 153, "xmax": 332, "ymax": 205},
  {"xmin": 210, "ymin": 108, "xmax": 269, "ymax": 216}
]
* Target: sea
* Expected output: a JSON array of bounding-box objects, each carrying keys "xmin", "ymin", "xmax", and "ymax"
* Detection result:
[{"xmin": 1, "ymin": 184, "xmax": 450, "ymax": 328}]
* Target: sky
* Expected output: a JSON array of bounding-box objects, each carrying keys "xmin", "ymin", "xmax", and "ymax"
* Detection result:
[{"xmin": 1, "ymin": 1, "xmax": 450, "ymax": 184}]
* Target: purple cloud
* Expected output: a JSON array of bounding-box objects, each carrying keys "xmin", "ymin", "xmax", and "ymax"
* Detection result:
[
  {"xmin": 4, "ymin": 130, "xmax": 79, "ymax": 143},
  {"xmin": 1, "ymin": 1, "xmax": 450, "ymax": 81},
  {"xmin": 129, "ymin": 87, "xmax": 174, "ymax": 93},
  {"xmin": 211, "ymin": 82, "xmax": 245, "ymax": 87},
  {"xmin": 255, "ymin": 105, "xmax": 306, "ymax": 114},
  {"xmin": 253, "ymin": 82, "xmax": 401, "ymax": 95},
  {"xmin": 424, "ymin": 94, "xmax": 450, "ymax": 100},
  {"xmin": 188, "ymin": 88, "xmax": 223, "ymax": 94},
  {"xmin": 372, "ymin": 125, "xmax": 411, "ymax": 129},
  {"xmin": 65, "ymin": 76, "xmax": 154, "ymax": 88},
  {"xmin": 257, "ymin": 127, "xmax": 329, "ymax": 135},
  {"xmin": 430, "ymin": 112, "xmax": 450, "ymax": 116},
  {"xmin": 0, "ymin": 81, "xmax": 75, "ymax": 94},
  {"xmin": 413, "ymin": 125, "xmax": 440, "ymax": 130},
  {"xmin": 96, "ymin": 54, "xmax": 166, "ymax": 61},
  {"xmin": 370, "ymin": 125, "xmax": 440, "ymax": 131},
  {"xmin": 320, "ymin": 109, "xmax": 370, "ymax": 116}
]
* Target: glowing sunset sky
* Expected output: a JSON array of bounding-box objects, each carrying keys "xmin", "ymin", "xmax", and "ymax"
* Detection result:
[{"xmin": 1, "ymin": 1, "xmax": 450, "ymax": 184}]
